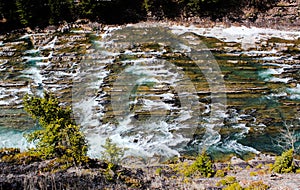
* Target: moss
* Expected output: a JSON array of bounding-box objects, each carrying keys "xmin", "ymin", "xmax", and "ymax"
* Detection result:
[
  {"xmin": 216, "ymin": 176, "xmax": 237, "ymax": 186},
  {"xmin": 104, "ymin": 162, "xmax": 115, "ymax": 181},
  {"xmin": 224, "ymin": 182, "xmax": 243, "ymax": 190},
  {"xmin": 0, "ymin": 147, "xmax": 20, "ymax": 158},
  {"xmin": 140, "ymin": 42, "xmax": 162, "ymax": 52},
  {"xmin": 1, "ymin": 151, "xmax": 41, "ymax": 164},
  {"xmin": 123, "ymin": 176, "xmax": 141, "ymax": 188}
]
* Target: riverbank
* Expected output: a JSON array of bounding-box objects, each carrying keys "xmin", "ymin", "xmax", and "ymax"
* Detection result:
[
  {"xmin": 2, "ymin": 0, "xmax": 300, "ymax": 36},
  {"xmin": 0, "ymin": 153, "xmax": 299, "ymax": 189},
  {"xmin": 169, "ymin": 0, "xmax": 300, "ymax": 31}
]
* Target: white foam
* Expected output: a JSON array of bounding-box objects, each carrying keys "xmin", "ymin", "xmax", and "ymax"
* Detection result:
[
  {"xmin": 222, "ymin": 140, "xmax": 260, "ymax": 154},
  {"xmin": 41, "ymin": 36, "xmax": 57, "ymax": 50},
  {"xmin": 171, "ymin": 25, "xmax": 300, "ymax": 50},
  {"xmin": 260, "ymin": 56, "xmax": 282, "ymax": 61},
  {"xmin": 36, "ymin": 61, "xmax": 50, "ymax": 66},
  {"xmin": 23, "ymin": 52, "xmax": 52, "ymax": 62},
  {"xmin": 73, "ymin": 97, "xmax": 101, "ymax": 128},
  {"xmin": 86, "ymin": 120, "xmax": 189, "ymax": 159},
  {"xmin": 270, "ymin": 77, "xmax": 292, "ymax": 83},
  {"xmin": 71, "ymin": 30, "xmax": 91, "ymax": 34},
  {"xmin": 21, "ymin": 67, "xmax": 44, "ymax": 85},
  {"xmin": 0, "ymin": 129, "xmax": 35, "ymax": 150},
  {"xmin": 19, "ymin": 34, "xmax": 32, "ymax": 39},
  {"xmin": 259, "ymin": 67, "xmax": 292, "ymax": 83},
  {"xmin": 245, "ymin": 49, "xmax": 278, "ymax": 55},
  {"xmin": 287, "ymin": 84, "xmax": 300, "ymax": 100},
  {"xmin": 25, "ymin": 49, "xmax": 40, "ymax": 54}
]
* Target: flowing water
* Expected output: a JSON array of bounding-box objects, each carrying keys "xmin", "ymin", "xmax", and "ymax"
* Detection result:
[{"xmin": 0, "ymin": 23, "xmax": 299, "ymax": 160}]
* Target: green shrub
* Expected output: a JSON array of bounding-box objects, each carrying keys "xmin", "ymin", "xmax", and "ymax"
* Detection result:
[
  {"xmin": 272, "ymin": 149, "xmax": 295, "ymax": 173},
  {"xmin": 23, "ymin": 93, "xmax": 88, "ymax": 166},
  {"xmin": 101, "ymin": 138, "xmax": 126, "ymax": 165},
  {"xmin": 187, "ymin": 151, "xmax": 215, "ymax": 177},
  {"xmin": 171, "ymin": 151, "xmax": 214, "ymax": 178}
]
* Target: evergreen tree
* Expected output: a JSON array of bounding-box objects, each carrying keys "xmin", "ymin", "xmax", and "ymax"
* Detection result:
[
  {"xmin": 23, "ymin": 93, "xmax": 88, "ymax": 166},
  {"xmin": 15, "ymin": 0, "xmax": 50, "ymax": 26},
  {"xmin": 49, "ymin": 0, "xmax": 73, "ymax": 24},
  {"xmin": 15, "ymin": 0, "xmax": 31, "ymax": 25}
]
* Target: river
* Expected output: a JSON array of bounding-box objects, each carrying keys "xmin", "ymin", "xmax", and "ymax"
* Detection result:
[{"xmin": 0, "ymin": 22, "xmax": 299, "ymax": 160}]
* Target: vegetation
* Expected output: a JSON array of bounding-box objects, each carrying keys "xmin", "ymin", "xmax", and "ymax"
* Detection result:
[
  {"xmin": 272, "ymin": 149, "xmax": 295, "ymax": 173},
  {"xmin": 245, "ymin": 181, "xmax": 270, "ymax": 190},
  {"xmin": 217, "ymin": 176, "xmax": 269, "ymax": 190},
  {"xmin": 216, "ymin": 175, "xmax": 237, "ymax": 186},
  {"xmin": 23, "ymin": 93, "xmax": 88, "ymax": 166},
  {"xmin": 215, "ymin": 169, "xmax": 226, "ymax": 177},
  {"xmin": 172, "ymin": 151, "xmax": 215, "ymax": 178},
  {"xmin": 0, "ymin": 0, "xmax": 280, "ymax": 31},
  {"xmin": 101, "ymin": 137, "xmax": 126, "ymax": 165},
  {"xmin": 223, "ymin": 182, "xmax": 243, "ymax": 190},
  {"xmin": 188, "ymin": 151, "xmax": 215, "ymax": 177}
]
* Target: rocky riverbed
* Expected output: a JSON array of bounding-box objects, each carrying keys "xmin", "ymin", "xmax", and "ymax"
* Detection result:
[{"xmin": 1, "ymin": 20, "xmax": 300, "ymax": 158}]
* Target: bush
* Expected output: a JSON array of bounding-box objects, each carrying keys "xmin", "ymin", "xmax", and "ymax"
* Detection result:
[
  {"xmin": 187, "ymin": 151, "xmax": 215, "ymax": 177},
  {"xmin": 171, "ymin": 151, "xmax": 214, "ymax": 178},
  {"xmin": 23, "ymin": 93, "xmax": 88, "ymax": 166},
  {"xmin": 101, "ymin": 138, "xmax": 126, "ymax": 165},
  {"xmin": 272, "ymin": 149, "xmax": 295, "ymax": 173}
]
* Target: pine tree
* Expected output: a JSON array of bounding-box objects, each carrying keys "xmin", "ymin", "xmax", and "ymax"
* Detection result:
[{"xmin": 23, "ymin": 93, "xmax": 88, "ymax": 166}]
